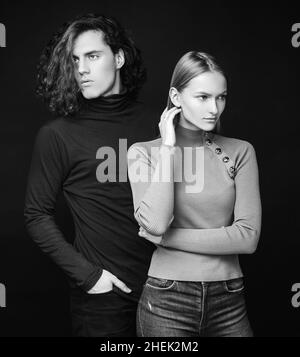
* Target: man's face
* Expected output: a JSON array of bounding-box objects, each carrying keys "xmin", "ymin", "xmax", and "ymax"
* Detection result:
[{"xmin": 72, "ymin": 30, "xmax": 123, "ymax": 99}]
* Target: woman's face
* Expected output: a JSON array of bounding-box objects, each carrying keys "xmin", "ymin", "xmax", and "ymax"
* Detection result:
[{"xmin": 177, "ymin": 71, "xmax": 227, "ymax": 131}]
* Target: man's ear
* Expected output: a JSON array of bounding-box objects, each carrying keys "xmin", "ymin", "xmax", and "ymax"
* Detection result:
[
  {"xmin": 169, "ymin": 87, "xmax": 181, "ymax": 107},
  {"xmin": 115, "ymin": 49, "xmax": 125, "ymax": 69}
]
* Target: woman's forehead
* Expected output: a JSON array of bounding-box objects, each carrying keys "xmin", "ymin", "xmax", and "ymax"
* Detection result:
[{"xmin": 186, "ymin": 71, "xmax": 227, "ymax": 93}]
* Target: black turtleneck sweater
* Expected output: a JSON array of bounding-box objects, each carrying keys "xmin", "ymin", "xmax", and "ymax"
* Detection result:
[{"xmin": 24, "ymin": 92, "xmax": 156, "ymax": 301}]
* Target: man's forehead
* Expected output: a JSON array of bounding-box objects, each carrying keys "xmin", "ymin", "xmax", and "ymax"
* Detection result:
[{"xmin": 73, "ymin": 30, "xmax": 107, "ymax": 54}]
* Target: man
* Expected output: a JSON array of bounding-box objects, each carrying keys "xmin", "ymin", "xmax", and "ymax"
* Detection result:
[{"xmin": 24, "ymin": 13, "xmax": 156, "ymax": 337}]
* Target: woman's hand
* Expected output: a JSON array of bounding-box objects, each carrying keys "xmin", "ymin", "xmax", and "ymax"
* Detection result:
[{"xmin": 159, "ymin": 106, "xmax": 181, "ymax": 147}]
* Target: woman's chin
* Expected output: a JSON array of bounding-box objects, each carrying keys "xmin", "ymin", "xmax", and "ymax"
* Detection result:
[
  {"xmin": 179, "ymin": 118, "xmax": 217, "ymax": 131},
  {"xmin": 200, "ymin": 121, "xmax": 217, "ymax": 131}
]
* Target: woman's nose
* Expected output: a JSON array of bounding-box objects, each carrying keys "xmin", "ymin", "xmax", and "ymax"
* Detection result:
[{"xmin": 209, "ymin": 99, "xmax": 218, "ymax": 115}]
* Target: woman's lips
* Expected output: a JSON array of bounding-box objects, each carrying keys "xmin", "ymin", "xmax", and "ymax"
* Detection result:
[{"xmin": 203, "ymin": 118, "xmax": 216, "ymax": 122}]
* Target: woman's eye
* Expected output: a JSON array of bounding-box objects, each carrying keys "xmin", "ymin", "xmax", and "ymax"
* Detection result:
[
  {"xmin": 197, "ymin": 95, "xmax": 208, "ymax": 101},
  {"xmin": 218, "ymin": 95, "xmax": 227, "ymax": 101},
  {"xmin": 73, "ymin": 58, "xmax": 79, "ymax": 63}
]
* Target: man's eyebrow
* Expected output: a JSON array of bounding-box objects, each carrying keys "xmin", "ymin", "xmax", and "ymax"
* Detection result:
[{"xmin": 73, "ymin": 50, "xmax": 103, "ymax": 58}]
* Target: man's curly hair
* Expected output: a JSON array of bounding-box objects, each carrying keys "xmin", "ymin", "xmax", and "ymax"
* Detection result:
[{"xmin": 36, "ymin": 13, "xmax": 147, "ymax": 117}]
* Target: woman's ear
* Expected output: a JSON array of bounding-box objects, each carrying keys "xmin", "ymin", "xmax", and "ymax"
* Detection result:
[
  {"xmin": 115, "ymin": 49, "xmax": 125, "ymax": 69},
  {"xmin": 169, "ymin": 87, "xmax": 181, "ymax": 107}
]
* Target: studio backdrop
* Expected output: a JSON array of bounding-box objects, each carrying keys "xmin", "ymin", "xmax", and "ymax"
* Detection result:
[{"xmin": 0, "ymin": 0, "xmax": 299, "ymax": 337}]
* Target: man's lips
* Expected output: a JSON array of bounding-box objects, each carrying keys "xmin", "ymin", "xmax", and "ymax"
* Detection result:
[{"xmin": 80, "ymin": 80, "xmax": 93, "ymax": 87}]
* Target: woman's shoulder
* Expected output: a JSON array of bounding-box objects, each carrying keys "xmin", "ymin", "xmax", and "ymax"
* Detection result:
[
  {"xmin": 128, "ymin": 137, "xmax": 163, "ymax": 156},
  {"xmin": 212, "ymin": 133, "xmax": 256, "ymax": 155},
  {"xmin": 210, "ymin": 133, "xmax": 258, "ymax": 178}
]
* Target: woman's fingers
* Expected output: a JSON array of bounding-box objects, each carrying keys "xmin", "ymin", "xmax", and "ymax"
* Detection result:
[
  {"xmin": 159, "ymin": 106, "xmax": 181, "ymax": 147},
  {"xmin": 160, "ymin": 107, "xmax": 181, "ymax": 126},
  {"xmin": 160, "ymin": 107, "xmax": 168, "ymax": 121},
  {"xmin": 163, "ymin": 106, "xmax": 181, "ymax": 118},
  {"xmin": 167, "ymin": 107, "xmax": 181, "ymax": 120},
  {"xmin": 161, "ymin": 106, "xmax": 180, "ymax": 119}
]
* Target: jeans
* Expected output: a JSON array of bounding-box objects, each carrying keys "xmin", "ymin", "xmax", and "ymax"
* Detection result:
[
  {"xmin": 137, "ymin": 277, "xmax": 253, "ymax": 337},
  {"xmin": 70, "ymin": 287, "xmax": 138, "ymax": 337}
]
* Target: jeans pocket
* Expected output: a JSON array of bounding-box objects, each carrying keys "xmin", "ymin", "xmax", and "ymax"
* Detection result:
[
  {"xmin": 224, "ymin": 277, "xmax": 245, "ymax": 293},
  {"xmin": 145, "ymin": 277, "xmax": 176, "ymax": 290}
]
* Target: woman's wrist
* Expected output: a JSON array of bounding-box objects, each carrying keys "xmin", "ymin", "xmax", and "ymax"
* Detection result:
[
  {"xmin": 160, "ymin": 143, "xmax": 176, "ymax": 156},
  {"xmin": 161, "ymin": 142, "xmax": 175, "ymax": 148}
]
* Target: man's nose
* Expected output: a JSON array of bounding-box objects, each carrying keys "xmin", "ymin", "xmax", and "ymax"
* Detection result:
[{"xmin": 77, "ymin": 59, "xmax": 90, "ymax": 75}]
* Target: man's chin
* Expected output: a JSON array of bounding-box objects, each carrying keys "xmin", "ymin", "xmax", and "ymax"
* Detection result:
[
  {"xmin": 80, "ymin": 86, "xmax": 117, "ymax": 99},
  {"xmin": 81, "ymin": 91, "xmax": 101, "ymax": 100}
]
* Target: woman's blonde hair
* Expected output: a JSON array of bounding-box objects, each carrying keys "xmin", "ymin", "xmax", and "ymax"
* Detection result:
[{"xmin": 167, "ymin": 51, "xmax": 225, "ymax": 133}]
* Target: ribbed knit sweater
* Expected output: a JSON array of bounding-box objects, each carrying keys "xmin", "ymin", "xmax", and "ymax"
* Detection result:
[{"xmin": 128, "ymin": 124, "xmax": 262, "ymax": 281}]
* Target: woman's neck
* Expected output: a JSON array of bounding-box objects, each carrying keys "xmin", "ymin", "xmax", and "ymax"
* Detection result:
[{"xmin": 176, "ymin": 124, "xmax": 210, "ymax": 146}]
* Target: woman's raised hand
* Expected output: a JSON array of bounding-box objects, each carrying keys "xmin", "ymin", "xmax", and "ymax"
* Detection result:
[{"xmin": 158, "ymin": 107, "xmax": 181, "ymax": 147}]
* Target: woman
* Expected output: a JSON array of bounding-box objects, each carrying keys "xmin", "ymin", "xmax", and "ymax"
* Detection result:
[{"xmin": 127, "ymin": 51, "xmax": 262, "ymax": 337}]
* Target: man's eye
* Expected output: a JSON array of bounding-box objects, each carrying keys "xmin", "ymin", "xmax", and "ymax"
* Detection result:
[
  {"xmin": 89, "ymin": 55, "xmax": 99, "ymax": 60},
  {"xmin": 218, "ymin": 95, "xmax": 227, "ymax": 101},
  {"xmin": 73, "ymin": 58, "xmax": 79, "ymax": 63}
]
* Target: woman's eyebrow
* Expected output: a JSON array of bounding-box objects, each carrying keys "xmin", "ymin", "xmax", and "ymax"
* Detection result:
[{"xmin": 194, "ymin": 90, "xmax": 227, "ymax": 95}]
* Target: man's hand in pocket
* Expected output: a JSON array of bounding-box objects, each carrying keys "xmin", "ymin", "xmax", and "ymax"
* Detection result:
[{"xmin": 87, "ymin": 269, "xmax": 132, "ymax": 294}]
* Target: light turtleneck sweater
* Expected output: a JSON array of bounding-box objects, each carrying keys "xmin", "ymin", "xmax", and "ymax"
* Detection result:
[
  {"xmin": 24, "ymin": 92, "xmax": 156, "ymax": 299},
  {"xmin": 127, "ymin": 124, "xmax": 262, "ymax": 281}
]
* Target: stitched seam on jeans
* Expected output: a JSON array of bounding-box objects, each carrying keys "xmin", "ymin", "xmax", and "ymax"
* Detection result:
[
  {"xmin": 199, "ymin": 284, "xmax": 206, "ymax": 331},
  {"xmin": 224, "ymin": 282, "xmax": 244, "ymax": 293},
  {"xmin": 145, "ymin": 280, "xmax": 176, "ymax": 291},
  {"xmin": 137, "ymin": 305, "xmax": 144, "ymax": 337}
]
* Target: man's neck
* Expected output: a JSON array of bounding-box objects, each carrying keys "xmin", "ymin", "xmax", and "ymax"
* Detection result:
[{"xmin": 102, "ymin": 73, "xmax": 123, "ymax": 97}]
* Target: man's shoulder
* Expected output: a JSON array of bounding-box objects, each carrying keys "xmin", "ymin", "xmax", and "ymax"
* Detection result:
[
  {"xmin": 132, "ymin": 99, "xmax": 160, "ymax": 126},
  {"xmin": 37, "ymin": 117, "xmax": 75, "ymax": 138},
  {"xmin": 33, "ymin": 118, "xmax": 75, "ymax": 149},
  {"xmin": 42, "ymin": 117, "xmax": 72, "ymax": 131}
]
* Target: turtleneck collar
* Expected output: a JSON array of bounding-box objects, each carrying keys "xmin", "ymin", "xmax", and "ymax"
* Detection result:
[
  {"xmin": 176, "ymin": 124, "xmax": 214, "ymax": 146},
  {"xmin": 78, "ymin": 90, "xmax": 135, "ymax": 119}
]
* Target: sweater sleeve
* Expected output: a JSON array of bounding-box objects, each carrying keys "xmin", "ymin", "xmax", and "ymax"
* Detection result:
[
  {"xmin": 161, "ymin": 142, "xmax": 262, "ymax": 255},
  {"xmin": 24, "ymin": 126, "xmax": 102, "ymax": 291},
  {"xmin": 127, "ymin": 143, "xmax": 176, "ymax": 236}
]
